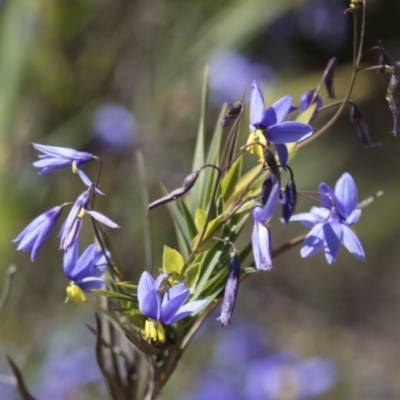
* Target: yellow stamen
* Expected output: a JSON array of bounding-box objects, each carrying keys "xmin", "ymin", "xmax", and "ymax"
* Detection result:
[
  {"xmin": 77, "ymin": 208, "xmax": 86, "ymax": 218},
  {"xmin": 72, "ymin": 160, "xmax": 78, "ymax": 174},
  {"xmin": 66, "ymin": 282, "xmax": 87, "ymax": 303},
  {"xmin": 144, "ymin": 320, "xmax": 166, "ymax": 343},
  {"xmin": 245, "ymin": 130, "xmax": 267, "ymax": 163}
]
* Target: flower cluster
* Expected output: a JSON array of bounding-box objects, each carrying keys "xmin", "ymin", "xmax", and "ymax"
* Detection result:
[{"xmin": 13, "ymin": 143, "xmax": 119, "ymax": 300}]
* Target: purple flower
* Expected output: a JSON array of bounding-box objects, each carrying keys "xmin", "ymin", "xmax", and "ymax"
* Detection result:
[
  {"xmin": 299, "ymin": 89, "xmax": 323, "ymax": 113},
  {"xmin": 59, "ymin": 190, "xmax": 119, "ymax": 251},
  {"xmin": 290, "ymin": 172, "xmax": 366, "ymax": 264},
  {"xmin": 244, "ymin": 353, "xmax": 337, "ymax": 400},
  {"xmin": 252, "ymin": 181, "xmax": 280, "ymax": 271},
  {"xmin": 247, "ymin": 81, "xmax": 313, "ymax": 169},
  {"xmin": 32, "ymin": 143, "xmax": 103, "ymax": 194},
  {"xmin": 64, "ymin": 241, "xmax": 107, "ymax": 303},
  {"xmin": 13, "ymin": 206, "xmax": 63, "ymax": 261},
  {"xmin": 138, "ymin": 272, "xmax": 207, "ymax": 342}
]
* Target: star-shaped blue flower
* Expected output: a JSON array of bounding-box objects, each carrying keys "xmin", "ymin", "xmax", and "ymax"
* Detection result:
[
  {"xmin": 138, "ymin": 271, "xmax": 206, "ymax": 325},
  {"xmin": 64, "ymin": 241, "xmax": 107, "ymax": 303},
  {"xmin": 248, "ymin": 81, "xmax": 313, "ymax": 169},
  {"xmin": 290, "ymin": 173, "xmax": 366, "ymax": 264},
  {"xmin": 252, "ymin": 181, "xmax": 280, "ymax": 271}
]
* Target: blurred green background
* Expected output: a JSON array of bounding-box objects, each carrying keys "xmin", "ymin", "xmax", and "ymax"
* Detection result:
[{"xmin": 1, "ymin": 0, "xmax": 400, "ymax": 398}]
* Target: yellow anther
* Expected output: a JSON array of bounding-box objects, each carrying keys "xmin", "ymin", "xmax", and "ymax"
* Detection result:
[
  {"xmin": 77, "ymin": 208, "xmax": 86, "ymax": 218},
  {"xmin": 66, "ymin": 282, "xmax": 87, "ymax": 303},
  {"xmin": 144, "ymin": 320, "xmax": 166, "ymax": 343},
  {"xmin": 245, "ymin": 130, "xmax": 267, "ymax": 163},
  {"xmin": 72, "ymin": 160, "xmax": 78, "ymax": 174}
]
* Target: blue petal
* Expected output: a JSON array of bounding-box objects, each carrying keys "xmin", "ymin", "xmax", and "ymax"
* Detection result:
[
  {"xmin": 319, "ymin": 183, "xmax": 336, "ymax": 209},
  {"xmin": 167, "ymin": 299, "xmax": 207, "ymax": 324},
  {"xmin": 32, "ymin": 143, "xmax": 93, "ymax": 161},
  {"xmin": 138, "ymin": 271, "xmax": 155, "ymax": 308},
  {"xmin": 342, "ymin": 225, "xmax": 366, "ymax": 261},
  {"xmin": 154, "ymin": 273, "xmax": 169, "ymax": 290},
  {"xmin": 289, "ymin": 212, "xmax": 320, "ymax": 228},
  {"xmin": 252, "ymin": 182, "xmax": 280, "ymax": 223},
  {"xmin": 139, "ymin": 288, "xmax": 160, "ymax": 321},
  {"xmin": 345, "ymin": 209, "xmax": 361, "ymax": 226},
  {"xmin": 161, "ymin": 289, "xmax": 190, "ymax": 324},
  {"xmin": 274, "ymin": 144, "xmax": 288, "ymax": 170},
  {"xmin": 72, "ymin": 244, "xmax": 104, "ymax": 282},
  {"xmin": 323, "ymin": 220, "xmax": 343, "ymax": 264},
  {"xmin": 85, "ymin": 210, "xmax": 120, "ymax": 228},
  {"xmin": 163, "ymin": 282, "xmax": 188, "ymax": 306},
  {"xmin": 63, "ymin": 240, "xmax": 79, "ymax": 279},
  {"xmin": 262, "ymin": 95, "xmax": 292, "ymax": 127},
  {"xmin": 334, "ymin": 173, "xmax": 358, "ymax": 218},
  {"xmin": 301, "ymin": 224, "xmax": 324, "ymax": 258},
  {"xmin": 78, "ymin": 277, "xmax": 105, "ymax": 292},
  {"xmin": 250, "ymin": 81, "xmax": 265, "ymax": 129},
  {"xmin": 252, "ymin": 222, "xmax": 272, "ymax": 271},
  {"xmin": 267, "ymin": 122, "xmax": 313, "ymax": 144},
  {"xmin": 76, "ymin": 169, "xmax": 105, "ymax": 196},
  {"xmin": 33, "ymin": 158, "xmax": 71, "ymax": 173}
]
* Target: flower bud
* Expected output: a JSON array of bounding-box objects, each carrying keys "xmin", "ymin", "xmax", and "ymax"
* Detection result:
[
  {"xmin": 217, "ymin": 255, "xmax": 241, "ymax": 327},
  {"xmin": 221, "ymin": 100, "xmax": 244, "ymax": 127},
  {"xmin": 281, "ymin": 178, "xmax": 297, "ymax": 224},
  {"xmin": 349, "ymin": 104, "xmax": 373, "ymax": 148}
]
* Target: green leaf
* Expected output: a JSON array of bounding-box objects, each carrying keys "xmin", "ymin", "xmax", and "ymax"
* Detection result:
[
  {"xmin": 179, "ymin": 198, "xmax": 197, "ymax": 238},
  {"xmin": 191, "ymin": 215, "xmax": 224, "ymax": 252},
  {"xmin": 162, "ymin": 245, "xmax": 185, "ymax": 275},
  {"xmin": 185, "ymin": 262, "xmax": 202, "ymax": 294},
  {"xmin": 92, "ymin": 289, "xmax": 136, "ymax": 302},
  {"xmin": 221, "ymin": 156, "xmax": 242, "ymax": 201},
  {"xmin": 194, "ymin": 208, "xmax": 207, "ymax": 232}
]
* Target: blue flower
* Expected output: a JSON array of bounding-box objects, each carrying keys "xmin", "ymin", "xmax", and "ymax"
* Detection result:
[
  {"xmin": 13, "ymin": 206, "xmax": 63, "ymax": 261},
  {"xmin": 59, "ymin": 190, "xmax": 119, "ymax": 252},
  {"xmin": 138, "ymin": 271, "xmax": 207, "ymax": 342},
  {"xmin": 290, "ymin": 172, "xmax": 366, "ymax": 264},
  {"xmin": 252, "ymin": 181, "xmax": 280, "ymax": 271},
  {"xmin": 246, "ymin": 81, "xmax": 313, "ymax": 168},
  {"xmin": 64, "ymin": 241, "xmax": 107, "ymax": 303},
  {"xmin": 244, "ymin": 353, "xmax": 337, "ymax": 400},
  {"xmin": 32, "ymin": 143, "xmax": 103, "ymax": 194},
  {"xmin": 299, "ymin": 89, "xmax": 323, "ymax": 113}
]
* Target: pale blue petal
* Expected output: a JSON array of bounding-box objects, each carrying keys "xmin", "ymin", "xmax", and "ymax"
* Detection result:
[
  {"xmin": 267, "ymin": 122, "xmax": 312, "ymax": 144},
  {"xmin": 319, "ymin": 183, "xmax": 336, "ymax": 208},
  {"xmin": 252, "ymin": 222, "xmax": 272, "ymax": 271},
  {"xmin": 76, "ymin": 169, "xmax": 105, "ymax": 196},
  {"xmin": 161, "ymin": 290, "xmax": 190, "ymax": 324},
  {"xmin": 78, "ymin": 277, "xmax": 105, "ymax": 292},
  {"xmin": 139, "ymin": 288, "xmax": 160, "ymax": 321},
  {"xmin": 323, "ymin": 219, "xmax": 343, "ymax": 264},
  {"xmin": 289, "ymin": 212, "xmax": 320, "ymax": 228},
  {"xmin": 262, "ymin": 95, "xmax": 292, "ymax": 126},
  {"xmin": 154, "ymin": 273, "xmax": 169, "ymax": 290},
  {"xmin": 138, "ymin": 271, "xmax": 155, "ymax": 307},
  {"xmin": 85, "ymin": 210, "xmax": 120, "ymax": 228},
  {"xmin": 72, "ymin": 245, "xmax": 104, "ymax": 282},
  {"xmin": 334, "ymin": 172, "xmax": 358, "ymax": 217},
  {"xmin": 250, "ymin": 81, "xmax": 265, "ymax": 128},
  {"xmin": 32, "ymin": 143, "xmax": 93, "ymax": 161},
  {"xmin": 301, "ymin": 224, "xmax": 324, "ymax": 258},
  {"xmin": 342, "ymin": 225, "xmax": 366, "ymax": 261},
  {"xmin": 163, "ymin": 282, "xmax": 188, "ymax": 306},
  {"xmin": 252, "ymin": 182, "xmax": 280, "ymax": 223},
  {"xmin": 167, "ymin": 299, "xmax": 207, "ymax": 323},
  {"xmin": 345, "ymin": 209, "xmax": 361, "ymax": 226},
  {"xmin": 63, "ymin": 240, "xmax": 79, "ymax": 278},
  {"xmin": 274, "ymin": 144, "xmax": 288, "ymax": 170}
]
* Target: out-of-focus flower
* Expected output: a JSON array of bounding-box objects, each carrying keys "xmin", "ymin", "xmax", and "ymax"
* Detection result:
[
  {"xmin": 252, "ymin": 181, "xmax": 280, "ymax": 271},
  {"xmin": 244, "ymin": 353, "xmax": 337, "ymax": 400},
  {"xmin": 59, "ymin": 190, "xmax": 119, "ymax": 252},
  {"xmin": 208, "ymin": 50, "xmax": 273, "ymax": 106},
  {"xmin": 64, "ymin": 241, "xmax": 107, "ymax": 303},
  {"xmin": 13, "ymin": 206, "xmax": 63, "ymax": 261},
  {"xmin": 138, "ymin": 272, "xmax": 207, "ymax": 343},
  {"xmin": 290, "ymin": 172, "xmax": 366, "ymax": 264},
  {"xmin": 217, "ymin": 255, "xmax": 241, "ymax": 326},
  {"xmin": 246, "ymin": 81, "xmax": 312, "ymax": 168},
  {"xmin": 92, "ymin": 103, "xmax": 138, "ymax": 151}
]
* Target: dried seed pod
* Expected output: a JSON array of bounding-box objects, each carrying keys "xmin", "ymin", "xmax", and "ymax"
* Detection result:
[
  {"xmin": 220, "ymin": 100, "xmax": 244, "ymax": 127},
  {"xmin": 324, "ymin": 58, "xmax": 337, "ymax": 99},
  {"xmin": 386, "ymin": 63, "xmax": 400, "ymax": 136}
]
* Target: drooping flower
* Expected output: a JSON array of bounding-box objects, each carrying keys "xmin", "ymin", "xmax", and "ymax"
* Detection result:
[
  {"xmin": 138, "ymin": 271, "xmax": 207, "ymax": 343},
  {"xmin": 217, "ymin": 255, "xmax": 241, "ymax": 326},
  {"xmin": 290, "ymin": 172, "xmax": 366, "ymax": 264},
  {"xmin": 349, "ymin": 103, "xmax": 374, "ymax": 148},
  {"xmin": 59, "ymin": 190, "xmax": 119, "ymax": 251},
  {"xmin": 252, "ymin": 181, "xmax": 280, "ymax": 271},
  {"xmin": 13, "ymin": 206, "xmax": 63, "ymax": 261},
  {"xmin": 299, "ymin": 89, "xmax": 323, "ymax": 113},
  {"xmin": 32, "ymin": 143, "xmax": 103, "ymax": 194},
  {"xmin": 246, "ymin": 81, "xmax": 313, "ymax": 168},
  {"xmin": 64, "ymin": 241, "xmax": 108, "ymax": 303}
]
